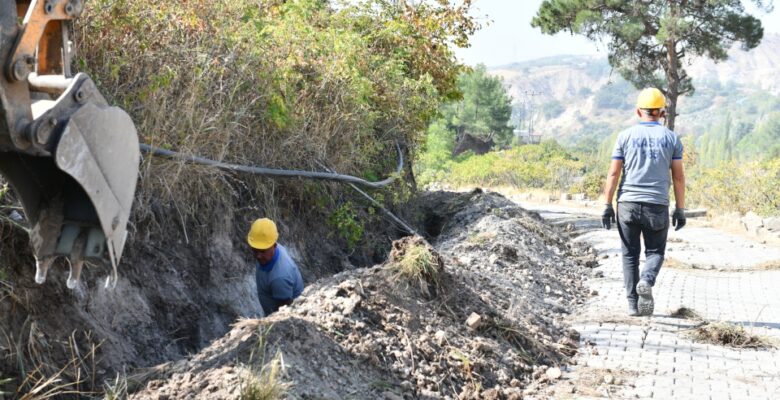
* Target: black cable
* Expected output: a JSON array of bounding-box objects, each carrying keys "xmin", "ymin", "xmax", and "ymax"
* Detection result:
[{"xmin": 138, "ymin": 143, "xmax": 403, "ymax": 189}]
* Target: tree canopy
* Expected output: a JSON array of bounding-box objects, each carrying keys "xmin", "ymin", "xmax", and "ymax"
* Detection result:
[
  {"xmin": 416, "ymin": 65, "xmax": 513, "ymax": 182},
  {"xmin": 531, "ymin": 0, "xmax": 767, "ymax": 130},
  {"xmin": 440, "ymin": 64, "xmax": 514, "ymax": 149}
]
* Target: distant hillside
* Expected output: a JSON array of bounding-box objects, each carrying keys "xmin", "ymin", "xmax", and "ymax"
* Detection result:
[
  {"xmin": 686, "ymin": 34, "xmax": 780, "ymax": 93},
  {"xmin": 489, "ymin": 34, "xmax": 780, "ymax": 148}
]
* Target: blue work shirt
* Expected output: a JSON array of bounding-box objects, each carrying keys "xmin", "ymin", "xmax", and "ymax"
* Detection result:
[
  {"xmin": 255, "ymin": 244, "xmax": 304, "ymax": 316},
  {"xmin": 611, "ymin": 121, "xmax": 684, "ymax": 205}
]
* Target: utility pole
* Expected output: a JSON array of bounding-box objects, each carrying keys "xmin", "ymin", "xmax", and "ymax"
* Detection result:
[
  {"xmin": 523, "ymin": 90, "xmax": 542, "ymax": 144},
  {"xmin": 524, "ymin": 90, "xmax": 542, "ymax": 134}
]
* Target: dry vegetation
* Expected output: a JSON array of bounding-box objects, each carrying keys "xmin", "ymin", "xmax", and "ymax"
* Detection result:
[
  {"xmin": 690, "ymin": 322, "xmax": 775, "ymax": 349},
  {"xmin": 0, "ymin": 326, "xmax": 103, "ymax": 399},
  {"xmin": 72, "ymin": 0, "xmax": 478, "ymax": 250},
  {"xmin": 552, "ymin": 367, "xmax": 639, "ymax": 399},
  {"xmin": 670, "ymin": 307, "xmax": 773, "ymax": 349},
  {"xmin": 669, "ymin": 306, "xmax": 703, "ymax": 320},
  {"xmin": 387, "ymin": 235, "xmax": 444, "ymax": 297},
  {"xmin": 664, "ymin": 257, "xmax": 780, "ymax": 272},
  {"xmin": 239, "ymin": 326, "xmax": 291, "ymax": 400}
]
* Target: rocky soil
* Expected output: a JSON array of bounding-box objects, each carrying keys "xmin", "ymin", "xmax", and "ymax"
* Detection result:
[{"xmin": 130, "ymin": 190, "xmax": 597, "ymax": 399}]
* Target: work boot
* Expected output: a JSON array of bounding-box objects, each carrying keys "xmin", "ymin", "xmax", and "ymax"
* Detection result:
[
  {"xmin": 636, "ymin": 280, "xmax": 654, "ymax": 316},
  {"xmin": 627, "ymin": 302, "xmax": 640, "ymax": 317}
]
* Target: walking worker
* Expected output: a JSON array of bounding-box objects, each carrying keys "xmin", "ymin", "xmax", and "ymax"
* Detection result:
[
  {"xmin": 247, "ymin": 218, "xmax": 304, "ymax": 316},
  {"xmin": 601, "ymin": 88, "xmax": 687, "ymax": 317}
]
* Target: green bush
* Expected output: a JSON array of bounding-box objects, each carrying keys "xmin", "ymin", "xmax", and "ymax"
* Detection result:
[
  {"xmin": 570, "ymin": 171, "xmax": 605, "ymax": 200},
  {"xmin": 328, "ymin": 203, "xmax": 365, "ymax": 249},
  {"xmin": 688, "ymin": 159, "xmax": 780, "ymax": 216},
  {"xmin": 421, "ymin": 140, "xmax": 584, "ymax": 190}
]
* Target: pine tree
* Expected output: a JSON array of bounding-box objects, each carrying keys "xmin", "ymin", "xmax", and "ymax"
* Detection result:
[{"xmin": 532, "ymin": 0, "xmax": 766, "ymax": 130}]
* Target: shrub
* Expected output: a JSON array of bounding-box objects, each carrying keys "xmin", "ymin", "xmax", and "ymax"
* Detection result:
[
  {"xmin": 420, "ymin": 140, "xmax": 585, "ymax": 190},
  {"xmin": 74, "ymin": 0, "xmax": 476, "ymax": 243},
  {"xmin": 328, "ymin": 202, "xmax": 365, "ymax": 249},
  {"xmin": 570, "ymin": 171, "xmax": 604, "ymax": 200},
  {"xmin": 688, "ymin": 159, "xmax": 780, "ymax": 216}
]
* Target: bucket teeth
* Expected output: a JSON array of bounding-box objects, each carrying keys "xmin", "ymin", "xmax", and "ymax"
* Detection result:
[
  {"xmin": 34, "ymin": 256, "xmax": 55, "ymax": 284},
  {"xmin": 65, "ymin": 234, "xmax": 87, "ymax": 289},
  {"xmin": 66, "ymin": 259, "xmax": 84, "ymax": 289}
]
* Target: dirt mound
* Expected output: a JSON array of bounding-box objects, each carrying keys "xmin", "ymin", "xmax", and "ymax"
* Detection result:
[
  {"xmin": 130, "ymin": 191, "xmax": 596, "ymax": 399},
  {"xmin": 0, "ymin": 183, "xmax": 404, "ymax": 397}
]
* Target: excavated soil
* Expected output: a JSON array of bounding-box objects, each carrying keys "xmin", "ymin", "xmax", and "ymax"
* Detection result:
[
  {"xmin": 129, "ymin": 190, "xmax": 597, "ymax": 399},
  {"xmin": 0, "ymin": 181, "xmax": 401, "ymax": 397}
]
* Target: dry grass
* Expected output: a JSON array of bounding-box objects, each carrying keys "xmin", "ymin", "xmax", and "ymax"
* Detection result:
[
  {"xmin": 239, "ymin": 324, "xmax": 291, "ymax": 400},
  {"xmin": 0, "ymin": 319, "xmax": 102, "ymax": 399},
  {"xmin": 689, "ymin": 322, "xmax": 775, "ymax": 349},
  {"xmin": 239, "ymin": 355, "xmax": 289, "ymax": 400},
  {"xmin": 554, "ymin": 367, "xmax": 638, "ymax": 399},
  {"xmin": 0, "ymin": 376, "xmax": 13, "ymax": 396},
  {"xmin": 489, "ymin": 316, "xmax": 557, "ymax": 364},
  {"xmin": 663, "ymin": 257, "xmax": 701, "ymax": 270},
  {"xmin": 393, "ymin": 245, "xmax": 440, "ymax": 285},
  {"xmin": 73, "ymin": 0, "xmax": 435, "ymax": 248},
  {"xmin": 467, "ymin": 231, "xmax": 497, "ymax": 245},
  {"xmin": 665, "ymin": 256, "xmax": 780, "ymax": 272},
  {"xmin": 669, "ymin": 306, "xmax": 703, "ymax": 320},
  {"xmin": 388, "ymin": 236, "xmax": 444, "ymax": 297},
  {"xmin": 103, "ymin": 372, "xmax": 128, "ymax": 400},
  {"xmin": 594, "ymin": 314, "xmax": 650, "ymax": 325}
]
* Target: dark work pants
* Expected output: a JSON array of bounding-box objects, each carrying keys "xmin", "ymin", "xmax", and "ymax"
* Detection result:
[{"xmin": 617, "ymin": 201, "xmax": 669, "ymax": 304}]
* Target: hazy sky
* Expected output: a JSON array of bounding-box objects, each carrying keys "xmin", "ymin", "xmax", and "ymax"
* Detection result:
[{"xmin": 456, "ymin": 0, "xmax": 780, "ymax": 67}]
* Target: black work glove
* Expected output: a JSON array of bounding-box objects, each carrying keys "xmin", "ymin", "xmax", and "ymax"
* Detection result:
[
  {"xmin": 602, "ymin": 204, "xmax": 616, "ymax": 230},
  {"xmin": 672, "ymin": 208, "xmax": 686, "ymax": 231}
]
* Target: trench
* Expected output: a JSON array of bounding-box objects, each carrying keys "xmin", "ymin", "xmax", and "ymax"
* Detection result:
[{"xmin": 0, "ymin": 184, "xmax": 437, "ymax": 394}]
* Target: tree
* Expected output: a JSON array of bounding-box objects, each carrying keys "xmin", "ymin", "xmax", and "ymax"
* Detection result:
[
  {"xmin": 440, "ymin": 64, "xmax": 514, "ymax": 149},
  {"xmin": 736, "ymin": 112, "xmax": 780, "ymax": 159},
  {"xmin": 345, "ymin": 0, "xmax": 481, "ymax": 101},
  {"xmin": 531, "ymin": 0, "xmax": 767, "ymax": 130}
]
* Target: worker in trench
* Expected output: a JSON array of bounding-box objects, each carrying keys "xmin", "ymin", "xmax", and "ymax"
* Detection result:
[
  {"xmin": 247, "ymin": 218, "xmax": 305, "ymax": 316},
  {"xmin": 601, "ymin": 88, "xmax": 687, "ymax": 317}
]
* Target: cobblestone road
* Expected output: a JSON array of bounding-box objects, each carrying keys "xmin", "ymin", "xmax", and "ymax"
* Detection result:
[{"xmin": 519, "ymin": 202, "xmax": 780, "ymax": 400}]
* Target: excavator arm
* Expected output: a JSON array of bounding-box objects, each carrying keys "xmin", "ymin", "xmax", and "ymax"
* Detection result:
[{"xmin": 0, "ymin": 0, "xmax": 139, "ymax": 288}]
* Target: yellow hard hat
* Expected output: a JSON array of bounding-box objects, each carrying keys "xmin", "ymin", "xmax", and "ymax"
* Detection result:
[
  {"xmin": 636, "ymin": 88, "xmax": 666, "ymax": 109},
  {"xmin": 247, "ymin": 218, "xmax": 278, "ymax": 250}
]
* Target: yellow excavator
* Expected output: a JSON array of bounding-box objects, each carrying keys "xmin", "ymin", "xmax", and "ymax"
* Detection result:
[{"xmin": 0, "ymin": 0, "xmax": 139, "ymax": 288}]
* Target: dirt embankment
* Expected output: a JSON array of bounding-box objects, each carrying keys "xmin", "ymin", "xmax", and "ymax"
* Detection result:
[
  {"xmin": 129, "ymin": 190, "xmax": 597, "ymax": 399},
  {"xmin": 0, "ymin": 181, "xmax": 404, "ymax": 396}
]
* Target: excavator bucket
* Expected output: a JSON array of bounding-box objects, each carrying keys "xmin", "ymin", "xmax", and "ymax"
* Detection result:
[{"xmin": 0, "ymin": 0, "xmax": 139, "ymax": 288}]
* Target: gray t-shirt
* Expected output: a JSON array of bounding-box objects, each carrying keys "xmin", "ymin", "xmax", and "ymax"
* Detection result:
[
  {"xmin": 255, "ymin": 244, "xmax": 304, "ymax": 316},
  {"xmin": 611, "ymin": 122, "xmax": 683, "ymax": 205}
]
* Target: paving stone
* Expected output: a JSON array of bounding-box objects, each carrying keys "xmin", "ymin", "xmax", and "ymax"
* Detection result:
[{"xmin": 523, "ymin": 203, "xmax": 780, "ymax": 400}]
